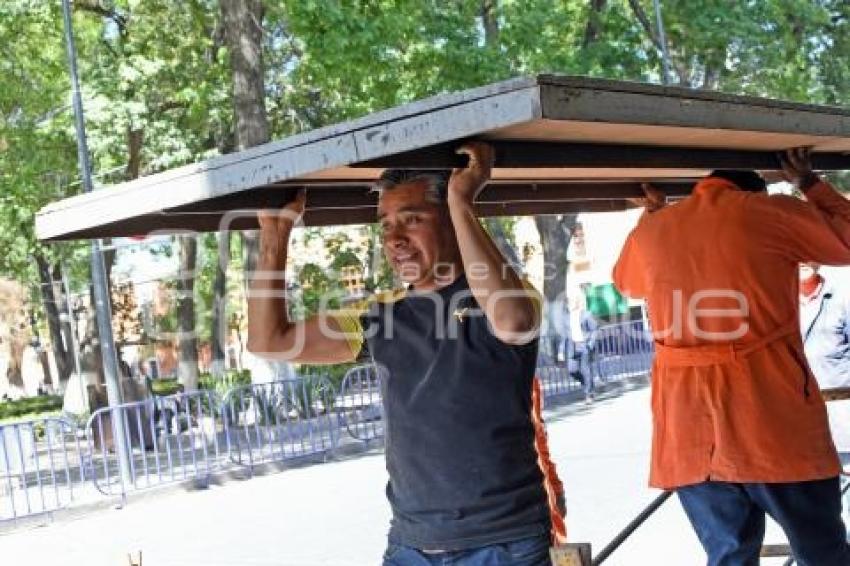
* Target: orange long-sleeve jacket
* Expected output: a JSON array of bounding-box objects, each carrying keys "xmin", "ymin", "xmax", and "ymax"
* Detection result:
[{"xmin": 613, "ymin": 178, "xmax": 850, "ymax": 489}]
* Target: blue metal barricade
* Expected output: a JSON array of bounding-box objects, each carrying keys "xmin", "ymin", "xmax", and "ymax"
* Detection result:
[
  {"xmin": 536, "ymin": 364, "xmax": 580, "ymax": 399},
  {"xmin": 221, "ymin": 375, "xmax": 339, "ymax": 470},
  {"xmin": 337, "ymin": 364, "xmax": 384, "ymax": 442},
  {"xmin": 0, "ymin": 417, "xmax": 87, "ymax": 524},
  {"xmin": 537, "ymin": 320, "xmax": 654, "ymax": 402},
  {"xmin": 0, "ymin": 325, "xmax": 655, "ymax": 530},
  {"xmin": 593, "ymin": 321, "xmax": 654, "ymax": 382},
  {"xmin": 85, "ymin": 389, "xmax": 221, "ymax": 497}
]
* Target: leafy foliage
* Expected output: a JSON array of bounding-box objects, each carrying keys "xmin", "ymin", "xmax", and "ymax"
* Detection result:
[
  {"xmin": 2, "ymin": 0, "xmax": 849, "ymax": 389},
  {"xmin": 0, "ymin": 395, "xmax": 64, "ymax": 421}
]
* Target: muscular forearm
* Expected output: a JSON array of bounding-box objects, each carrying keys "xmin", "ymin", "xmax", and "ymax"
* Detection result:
[
  {"xmin": 448, "ymin": 197, "xmax": 537, "ymax": 342},
  {"xmin": 246, "ymin": 227, "xmax": 292, "ymax": 354}
]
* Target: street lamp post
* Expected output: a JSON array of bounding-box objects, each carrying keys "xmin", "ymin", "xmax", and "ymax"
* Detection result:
[{"xmin": 61, "ymin": 0, "xmax": 132, "ymax": 489}]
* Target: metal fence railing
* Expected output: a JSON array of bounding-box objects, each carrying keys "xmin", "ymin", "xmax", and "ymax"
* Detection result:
[
  {"xmin": 0, "ymin": 321, "xmax": 655, "ymax": 526},
  {"xmin": 337, "ymin": 364, "xmax": 384, "ymax": 442},
  {"xmin": 537, "ymin": 320, "xmax": 653, "ymax": 399},
  {"xmin": 537, "ymin": 364, "xmax": 583, "ymax": 398},
  {"xmin": 0, "ymin": 417, "xmax": 87, "ymax": 523},
  {"xmin": 221, "ymin": 376, "xmax": 339, "ymax": 470},
  {"xmin": 85, "ymin": 390, "xmax": 221, "ymax": 497},
  {"xmin": 592, "ymin": 320, "xmax": 654, "ymax": 383}
]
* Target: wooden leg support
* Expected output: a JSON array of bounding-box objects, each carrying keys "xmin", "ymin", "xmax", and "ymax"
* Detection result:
[
  {"xmin": 760, "ymin": 544, "xmax": 792, "ymax": 558},
  {"xmin": 550, "ymin": 543, "xmax": 592, "ymax": 566}
]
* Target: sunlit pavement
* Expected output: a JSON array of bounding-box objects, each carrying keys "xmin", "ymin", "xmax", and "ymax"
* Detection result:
[{"xmin": 0, "ymin": 378, "xmax": 792, "ymax": 565}]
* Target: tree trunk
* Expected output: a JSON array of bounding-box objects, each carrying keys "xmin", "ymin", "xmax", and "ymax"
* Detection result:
[
  {"xmin": 82, "ymin": 284, "xmax": 104, "ymax": 385},
  {"xmin": 6, "ymin": 336, "xmax": 25, "ymax": 389},
  {"xmin": 534, "ymin": 214, "xmax": 578, "ymax": 360},
  {"xmin": 0, "ymin": 280, "xmax": 27, "ymax": 391},
  {"xmin": 53, "ymin": 264, "xmax": 77, "ymax": 384},
  {"xmin": 125, "ymin": 127, "xmax": 144, "ymax": 179},
  {"xmin": 478, "ymin": 2, "xmax": 522, "ymax": 271},
  {"xmin": 483, "ymin": 218, "xmax": 520, "ymax": 268},
  {"xmin": 79, "ymin": 241, "xmax": 119, "ymax": 386},
  {"xmin": 222, "ymin": 0, "xmax": 269, "ymax": 280},
  {"xmin": 210, "ymin": 232, "xmax": 230, "ymax": 375},
  {"xmin": 582, "ymin": 0, "xmax": 607, "ymax": 47},
  {"xmin": 35, "ymin": 254, "xmax": 73, "ymax": 386},
  {"xmin": 221, "ymin": 0, "xmax": 278, "ymax": 384},
  {"xmin": 223, "ymin": 0, "xmax": 269, "ymax": 151},
  {"xmin": 37, "ymin": 349, "xmax": 52, "ymax": 390},
  {"xmin": 481, "ymin": 0, "xmax": 499, "ymax": 46},
  {"xmin": 177, "ymin": 234, "xmax": 199, "ymax": 391},
  {"xmin": 701, "ymin": 47, "xmax": 726, "ymax": 90},
  {"xmin": 534, "ymin": 215, "xmax": 578, "ymax": 303}
]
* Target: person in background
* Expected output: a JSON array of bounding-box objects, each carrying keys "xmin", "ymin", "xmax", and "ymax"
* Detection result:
[
  {"xmin": 800, "ymin": 262, "xmax": 850, "ymax": 529},
  {"xmin": 800, "ymin": 263, "xmax": 850, "ymax": 413},
  {"xmin": 564, "ymin": 289, "xmax": 599, "ymax": 402}
]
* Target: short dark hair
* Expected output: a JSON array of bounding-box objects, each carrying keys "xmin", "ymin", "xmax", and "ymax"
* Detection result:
[
  {"xmin": 708, "ymin": 170, "xmax": 767, "ymax": 193},
  {"xmin": 373, "ymin": 169, "xmax": 452, "ymax": 203}
]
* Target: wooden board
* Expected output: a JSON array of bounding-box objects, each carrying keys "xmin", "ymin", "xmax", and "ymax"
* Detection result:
[{"xmin": 36, "ymin": 75, "xmax": 850, "ymax": 241}]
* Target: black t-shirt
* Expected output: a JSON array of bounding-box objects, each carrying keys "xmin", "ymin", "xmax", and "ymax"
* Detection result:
[{"xmin": 336, "ymin": 275, "xmax": 550, "ymax": 550}]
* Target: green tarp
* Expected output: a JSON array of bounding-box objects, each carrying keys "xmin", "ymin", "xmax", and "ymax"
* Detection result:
[{"xmin": 585, "ymin": 283, "xmax": 628, "ymax": 319}]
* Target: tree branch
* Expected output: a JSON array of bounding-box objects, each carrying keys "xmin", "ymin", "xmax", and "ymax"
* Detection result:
[
  {"xmin": 627, "ymin": 0, "xmax": 692, "ymax": 86},
  {"xmin": 154, "ymin": 100, "xmax": 190, "ymax": 113},
  {"xmin": 626, "ymin": 0, "xmax": 662, "ymax": 51},
  {"xmin": 582, "ymin": 0, "xmax": 607, "ymax": 48},
  {"xmin": 702, "ymin": 65, "xmax": 719, "ymax": 90},
  {"xmin": 74, "ymin": 0, "xmax": 128, "ymax": 38}
]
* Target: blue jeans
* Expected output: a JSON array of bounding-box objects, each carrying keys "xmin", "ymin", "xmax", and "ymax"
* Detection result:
[
  {"xmin": 382, "ymin": 534, "xmax": 551, "ymax": 566},
  {"xmin": 677, "ymin": 478, "xmax": 850, "ymax": 566}
]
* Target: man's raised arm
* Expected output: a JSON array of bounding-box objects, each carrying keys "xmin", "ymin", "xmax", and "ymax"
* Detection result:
[
  {"xmin": 781, "ymin": 147, "xmax": 850, "ymax": 251},
  {"xmin": 246, "ymin": 192, "xmax": 359, "ymax": 364},
  {"xmin": 755, "ymin": 148, "xmax": 850, "ymax": 267},
  {"xmin": 447, "ymin": 142, "xmax": 540, "ymax": 345}
]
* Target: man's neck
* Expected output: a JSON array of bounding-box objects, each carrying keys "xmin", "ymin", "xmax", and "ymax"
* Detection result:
[{"xmin": 800, "ymin": 274, "xmax": 824, "ymax": 302}]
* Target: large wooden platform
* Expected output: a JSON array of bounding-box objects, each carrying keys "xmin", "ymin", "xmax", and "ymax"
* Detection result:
[{"xmin": 36, "ymin": 75, "xmax": 850, "ymax": 241}]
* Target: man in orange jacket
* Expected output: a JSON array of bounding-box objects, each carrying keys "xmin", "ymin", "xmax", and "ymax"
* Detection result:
[{"xmin": 614, "ymin": 148, "xmax": 850, "ymax": 565}]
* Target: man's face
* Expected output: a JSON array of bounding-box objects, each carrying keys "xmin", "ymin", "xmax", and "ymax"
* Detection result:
[{"xmin": 377, "ymin": 181, "xmax": 459, "ymax": 289}]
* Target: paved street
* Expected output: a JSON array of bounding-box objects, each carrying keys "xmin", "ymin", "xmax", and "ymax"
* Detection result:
[{"xmin": 0, "ymin": 379, "xmax": 791, "ymax": 565}]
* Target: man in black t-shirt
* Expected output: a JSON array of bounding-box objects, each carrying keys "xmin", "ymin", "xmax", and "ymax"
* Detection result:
[{"xmin": 248, "ymin": 143, "xmax": 552, "ymax": 565}]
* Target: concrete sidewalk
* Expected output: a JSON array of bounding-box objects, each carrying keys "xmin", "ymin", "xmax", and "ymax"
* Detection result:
[{"xmin": 0, "ymin": 380, "xmax": 791, "ymax": 565}]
